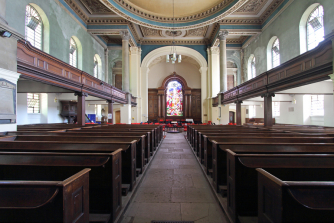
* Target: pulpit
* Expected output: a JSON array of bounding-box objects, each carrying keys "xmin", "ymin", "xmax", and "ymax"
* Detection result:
[{"xmin": 60, "ymin": 101, "xmax": 77, "ymax": 123}]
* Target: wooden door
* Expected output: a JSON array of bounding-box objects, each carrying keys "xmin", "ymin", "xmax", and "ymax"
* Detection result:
[
  {"xmin": 115, "ymin": 111, "xmax": 121, "ymax": 124},
  {"xmin": 227, "ymin": 75, "xmax": 234, "ymax": 90},
  {"xmin": 229, "ymin": 111, "xmax": 235, "ymax": 123}
]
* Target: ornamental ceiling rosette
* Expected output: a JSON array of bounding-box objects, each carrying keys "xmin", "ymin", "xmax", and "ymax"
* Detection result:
[{"xmin": 99, "ymin": 0, "xmax": 251, "ymax": 30}]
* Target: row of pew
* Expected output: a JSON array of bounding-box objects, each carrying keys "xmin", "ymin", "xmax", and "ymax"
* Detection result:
[
  {"xmin": 0, "ymin": 123, "xmax": 163, "ymax": 223},
  {"xmin": 187, "ymin": 124, "xmax": 334, "ymax": 223}
]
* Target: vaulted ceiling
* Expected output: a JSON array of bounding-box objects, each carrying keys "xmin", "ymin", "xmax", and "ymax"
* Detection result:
[{"xmin": 64, "ymin": 0, "xmax": 288, "ymax": 48}]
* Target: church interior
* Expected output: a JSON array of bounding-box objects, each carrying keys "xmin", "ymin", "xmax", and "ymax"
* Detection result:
[{"xmin": 0, "ymin": 0, "xmax": 334, "ymax": 222}]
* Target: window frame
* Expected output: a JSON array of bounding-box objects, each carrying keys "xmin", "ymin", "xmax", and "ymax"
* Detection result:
[
  {"xmin": 27, "ymin": 93, "xmax": 40, "ymax": 114},
  {"xmin": 273, "ymin": 101, "xmax": 280, "ymax": 117},
  {"xmin": 306, "ymin": 5, "xmax": 324, "ymax": 51},
  {"xmin": 94, "ymin": 55, "xmax": 99, "ymax": 78},
  {"xmin": 25, "ymin": 4, "xmax": 43, "ymax": 50},
  {"xmin": 272, "ymin": 38, "xmax": 280, "ymax": 68},
  {"xmin": 251, "ymin": 57, "xmax": 256, "ymax": 79},
  {"xmin": 69, "ymin": 38, "xmax": 78, "ymax": 68},
  {"xmin": 310, "ymin": 95, "xmax": 324, "ymax": 116}
]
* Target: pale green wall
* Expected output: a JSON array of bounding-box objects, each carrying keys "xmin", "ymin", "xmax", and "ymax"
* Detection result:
[
  {"xmin": 5, "ymin": 0, "xmax": 106, "ymax": 80},
  {"xmin": 242, "ymin": 0, "xmax": 334, "ymax": 81}
]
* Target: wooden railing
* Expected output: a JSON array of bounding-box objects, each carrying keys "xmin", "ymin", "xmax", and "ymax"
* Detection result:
[
  {"xmin": 213, "ymin": 31, "xmax": 334, "ymax": 106},
  {"xmin": 17, "ymin": 40, "xmax": 129, "ymax": 104}
]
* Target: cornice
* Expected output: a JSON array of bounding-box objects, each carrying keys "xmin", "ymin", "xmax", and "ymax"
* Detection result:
[
  {"xmin": 140, "ymin": 39, "xmax": 208, "ymax": 45},
  {"xmin": 87, "ymin": 18, "xmax": 129, "ymax": 24},
  {"xmin": 64, "ymin": 0, "xmax": 90, "ymax": 23}
]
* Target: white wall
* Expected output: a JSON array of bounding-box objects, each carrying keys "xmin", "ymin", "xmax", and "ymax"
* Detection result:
[{"xmin": 148, "ymin": 61, "xmax": 201, "ymax": 88}]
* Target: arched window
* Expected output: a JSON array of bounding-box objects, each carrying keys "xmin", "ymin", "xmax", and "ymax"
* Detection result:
[
  {"xmin": 166, "ymin": 81, "xmax": 183, "ymax": 116},
  {"xmin": 272, "ymin": 38, "xmax": 280, "ymax": 68},
  {"xmin": 94, "ymin": 55, "xmax": 99, "ymax": 78},
  {"xmin": 307, "ymin": 5, "xmax": 324, "ymax": 51},
  {"xmin": 69, "ymin": 38, "xmax": 78, "ymax": 68},
  {"xmin": 251, "ymin": 57, "xmax": 256, "ymax": 78},
  {"xmin": 25, "ymin": 4, "xmax": 43, "ymax": 50},
  {"xmin": 248, "ymin": 55, "xmax": 256, "ymax": 80}
]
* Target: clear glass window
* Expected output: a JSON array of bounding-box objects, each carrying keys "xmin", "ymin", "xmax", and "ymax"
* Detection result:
[
  {"xmin": 310, "ymin": 95, "xmax": 324, "ymax": 116},
  {"xmin": 273, "ymin": 102, "xmax": 280, "ymax": 117},
  {"xmin": 249, "ymin": 105, "xmax": 256, "ymax": 118},
  {"xmin": 69, "ymin": 38, "xmax": 77, "ymax": 68},
  {"xmin": 251, "ymin": 57, "xmax": 256, "ymax": 78},
  {"xmin": 94, "ymin": 55, "xmax": 98, "ymax": 78},
  {"xmin": 25, "ymin": 5, "xmax": 43, "ymax": 50},
  {"xmin": 307, "ymin": 5, "xmax": 324, "ymax": 51},
  {"xmin": 27, "ymin": 93, "xmax": 40, "ymax": 113},
  {"xmin": 272, "ymin": 38, "xmax": 280, "ymax": 68}
]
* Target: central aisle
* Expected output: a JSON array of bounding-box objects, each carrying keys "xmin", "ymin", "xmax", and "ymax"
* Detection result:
[{"xmin": 121, "ymin": 132, "xmax": 228, "ymax": 223}]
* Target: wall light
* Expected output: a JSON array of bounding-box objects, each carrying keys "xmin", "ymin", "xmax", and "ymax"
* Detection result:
[{"xmin": 0, "ymin": 30, "xmax": 12, "ymax": 38}]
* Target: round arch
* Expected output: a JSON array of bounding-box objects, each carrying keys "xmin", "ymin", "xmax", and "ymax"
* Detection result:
[
  {"xmin": 140, "ymin": 46, "xmax": 208, "ymax": 123},
  {"xmin": 70, "ymin": 36, "xmax": 83, "ymax": 70},
  {"xmin": 299, "ymin": 3, "xmax": 321, "ymax": 54},
  {"xmin": 247, "ymin": 54, "xmax": 255, "ymax": 81},
  {"xmin": 267, "ymin": 36, "xmax": 278, "ymax": 70},
  {"xmin": 94, "ymin": 54, "xmax": 102, "ymax": 79},
  {"xmin": 28, "ymin": 3, "xmax": 50, "ymax": 54}
]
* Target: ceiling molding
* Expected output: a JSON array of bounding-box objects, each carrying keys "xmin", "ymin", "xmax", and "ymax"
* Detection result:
[
  {"xmin": 234, "ymin": 0, "xmax": 268, "ymax": 15},
  {"xmin": 80, "ymin": 0, "xmax": 113, "ymax": 14},
  {"xmin": 140, "ymin": 39, "xmax": 208, "ymax": 45}
]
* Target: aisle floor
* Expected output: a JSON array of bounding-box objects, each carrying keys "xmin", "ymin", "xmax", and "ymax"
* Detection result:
[{"xmin": 120, "ymin": 132, "xmax": 228, "ymax": 223}]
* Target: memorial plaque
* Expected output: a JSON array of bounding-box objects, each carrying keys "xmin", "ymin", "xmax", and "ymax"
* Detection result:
[{"xmin": 0, "ymin": 79, "xmax": 16, "ymax": 123}]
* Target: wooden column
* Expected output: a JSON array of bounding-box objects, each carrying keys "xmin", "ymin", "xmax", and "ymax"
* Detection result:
[
  {"xmin": 262, "ymin": 93, "xmax": 275, "ymax": 127},
  {"xmin": 75, "ymin": 92, "xmax": 88, "ymax": 126},
  {"xmin": 162, "ymin": 93, "xmax": 166, "ymax": 119},
  {"xmin": 158, "ymin": 94, "xmax": 162, "ymax": 117},
  {"xmin": 188, "ymin": 95, "xmax": 192, "ymax": 117},
  {"xmin": 185, "ymin": 95, "xmax": 188, "ymax": 117},
  {"xmin": 235, "ymin": 100, "xmax": 242, "ymax": 125},
  {"xmin": 107, "ymin": 100, "xmax": 113, "ymax": 124}
]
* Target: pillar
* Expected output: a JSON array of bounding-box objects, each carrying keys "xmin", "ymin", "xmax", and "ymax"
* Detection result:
[
  {"xmin": 211, "ymin": 46, "xmax": 220, "ymax": 97},
  {"xmin": 207, "ymin": 48, "xmax": 212, "ymax": 122},
  {"xmin": 262, "ymin": 93, "xmax": 275, "ymax": 127},
  {"xmin": 188, "ymin": 95, "xmax": 192, "ymax": 117},
  {"xmin": 120, "ymin": 31, "xmax": 130, "ymax": 92},
  {"xmin": 104, "ymin": 48, "xmax": 109, "ymax": 83},
  {"xmin": 240, "ymin": 49, "xmax": 245, "ymax": 84},
  {"xmin": 219, "ymin": 30, "xmax": 229, "ymax": 93},
  {"xmin": 200, "ymin": 67, "xmax": 208, "ymax": 123},
  {"xmin": 185, "ymin": 95, "xmax": 188, "ymax": 117},
  {"xmin": 235, "ymin": 101, "xmax": 242, "ymax": 125},
  {"xmin": 158, "ymin": 94, "xmax": 162, "ymax": 117},
  {"xmin": 75, "ymin": 92, "xmax": 88, "ymax": 126},
  {"xmin": 107, "ymin": 100, "xmax": 113, "ymax": 124}
]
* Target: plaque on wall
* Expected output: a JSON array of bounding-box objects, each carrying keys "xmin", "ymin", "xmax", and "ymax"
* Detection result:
[{"xmin": 0, "ymin": 79, "xmax": 16, "ymax": 124}]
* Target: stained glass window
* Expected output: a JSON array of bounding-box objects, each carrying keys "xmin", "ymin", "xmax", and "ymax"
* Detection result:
[{"xmin": 166, "ymin": 81, "xmax": 183, "ymax": 116}]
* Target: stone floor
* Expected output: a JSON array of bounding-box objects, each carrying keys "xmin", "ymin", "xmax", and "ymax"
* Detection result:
[{"xmin": 120, "ymin": 132, "xmax": 228, "ymax": 223}]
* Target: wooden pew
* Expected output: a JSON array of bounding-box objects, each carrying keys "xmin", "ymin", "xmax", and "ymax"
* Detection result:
[
  {"xmin": 0, "ymin": 150, "xmax": 122, "ymax": 222},
  {"xmin": 0, "ymin": 139, "xmax": 137, "ymax": 192},
  {"xmin": 3, "ymin": 131, "xmax": 152, "ymax": 161},
  {"xmin": 223, "ymin": 144, "xmax": 334, "ymax": 223},
  {"xmin": 257, "ymin": 168, "xmax": 334, "ymax": 223},
  {"xmin": 0, "ymin": 168, "xmax": 90, "ymax": 223},
  {"xmin": 3, "ymin": 135, "xmax": 146, "ymax": 174}
]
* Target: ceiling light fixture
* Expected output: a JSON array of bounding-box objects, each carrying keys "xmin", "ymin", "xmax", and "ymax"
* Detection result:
[{"xmin": 166, "ymin": 0, "xmax": 181, "ymax": 64}]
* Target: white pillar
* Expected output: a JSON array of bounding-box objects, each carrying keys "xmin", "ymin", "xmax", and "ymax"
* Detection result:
[
  {"xmin": 199, "ymin": 67, "xmax": 208, "ymax": 123},
  {"xmin": 211, "ymin": 46, "xmax": 220, "ymax": 97},
  {"xmin": 141, "ymin": 67, "xmax": 150, "ymax": 122},
  {"xmin": 120, "ymin": 31, "xmax": 130, "ymax": 93},
  {"xmin": 207, "ymin": 47, "xmax": 212, "ymax": 122},
  {"xmin": 219, "ymin": 30, "xmax": 229, "ymax": 93},
  {"xmin": 130, "ymin": 46, "xmax": 141, "ymax": 123},
  {"xmin": 104, "ymin": 48, "xmax": 109, "ymax": 83}
]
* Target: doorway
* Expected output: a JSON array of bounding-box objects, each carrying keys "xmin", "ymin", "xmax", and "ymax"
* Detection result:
[
  {"xmin": 229, "ymin": 111, "xmax": 235, "ymax": 123},
  {"xmin": 115, "ymin": 110, "xmax": 121, "ymax": 124}
]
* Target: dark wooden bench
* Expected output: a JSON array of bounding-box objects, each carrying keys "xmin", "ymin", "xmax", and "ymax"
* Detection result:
[
  {"xmin": 0, "ymin": 150, "xmax": 122, "ymax": 222},
  {"xmin": 257, "ymin": 168, "xmax": 334, "ymax": 223},
  {"xmin": 0, "ymin": 168, "xmax": 90, "ymax": 222},
  {"xmin": 224, "ymin": 144, "xmax": 334, "ymax": 223}
]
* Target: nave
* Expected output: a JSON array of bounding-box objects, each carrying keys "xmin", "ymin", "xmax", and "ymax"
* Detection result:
[{"xmin": 121, "ymin": 132, "xmax": 228, "ymax": 223}]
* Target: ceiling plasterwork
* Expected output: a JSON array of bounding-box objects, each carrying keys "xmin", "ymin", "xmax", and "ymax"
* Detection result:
[
  {"xmin": 140, "ymin": 39, "xmax": 208, "ymax": 45},
  {"xmin": 165, "ymin": 30, "xmax": 183, "ymax": 37},
  {"xmin": 140, "ymin": 26, "xmax": 161, "ymax": 37},
  {"xmin": 80, "ymin": 0, "xmax": 112, "ymax": 14},
  {"xmin": 185, "ymin": 26, "xmax": 209, "ymax": 37},
  {"xmin": 64, "ymin": 0, "xmax": 90, "ymax": 22},
  {"xmin": 234, "ymin": 0, "xmax": 268, "ymax": 15},
  {"xmin": 100, "ymin": 0, "xmax": 250, "ymax": 30}
]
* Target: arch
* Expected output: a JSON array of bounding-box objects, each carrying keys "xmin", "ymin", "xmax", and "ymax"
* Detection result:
[
  {"xmin": 299, "ymin": 3, "xmax": 321, "ymax": 54},
  {"xmin": 227, "ymin": 58, "xmax": 239, "ymax": 87},
  {"xmin": 159, "ymin": 73, "xmax": 191, "ymax": 90},
  {"xmin": 142, "ymin": 46, "xmax": 207, "ymax": 70},
  {"xmin": 267, "ymin": 36, "xmax": 279, "ymax": 70},
  {"xmin": 69, "ymin": 36, "xmax": 83, "ymax": 69},
  {"xmin": 247, "ymin": 54, "xmax": 255, "ymax": 80},
  {"xmin": 94, "ymin": 54, "xmax": 102, "ymax": 79},
  {"xmin": 141, "ymin": 46, "xmax": 207, "ymax": 122}
]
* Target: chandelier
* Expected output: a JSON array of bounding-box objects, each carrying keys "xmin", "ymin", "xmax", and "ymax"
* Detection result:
[{"xmin": 166, "ymin": 0, "xmax": 181, "ymax": 64}]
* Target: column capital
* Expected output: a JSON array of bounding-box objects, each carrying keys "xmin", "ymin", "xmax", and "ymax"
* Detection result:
[
  {"xmin": 261, "ymin": 93, "xmax": 275, "ymax": 98},
  {"xmin": 120, "ymin": 30, "xmax": 130, "ymax": 41},
  {"xmin": 74, "ymin": 92, "xmax": 88, "ymax": 97},
  {"xmin": 210, "ymin": 46, "xmax": 219, "ymax": 55},
  {"xmin": 218, "ymin": 30, "xmax": 229, "ymax": 41},
  {"xmin": 104, "ymin": 48, "xmax": 109, "ymax": 55},
  {"xmin": 130, "ymin": 46, "xmax": 139, "ymax": 55}
]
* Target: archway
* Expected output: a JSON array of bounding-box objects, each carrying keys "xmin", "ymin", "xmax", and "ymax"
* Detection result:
[{"xmin": 141, "ymin": 46, "xmax": 207, "ymax": 123}]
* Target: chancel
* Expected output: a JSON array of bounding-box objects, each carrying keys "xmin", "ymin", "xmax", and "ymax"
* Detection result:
[{"xmin": 0, "ymin": 0, "xmax": 334, "ymax": 222}]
